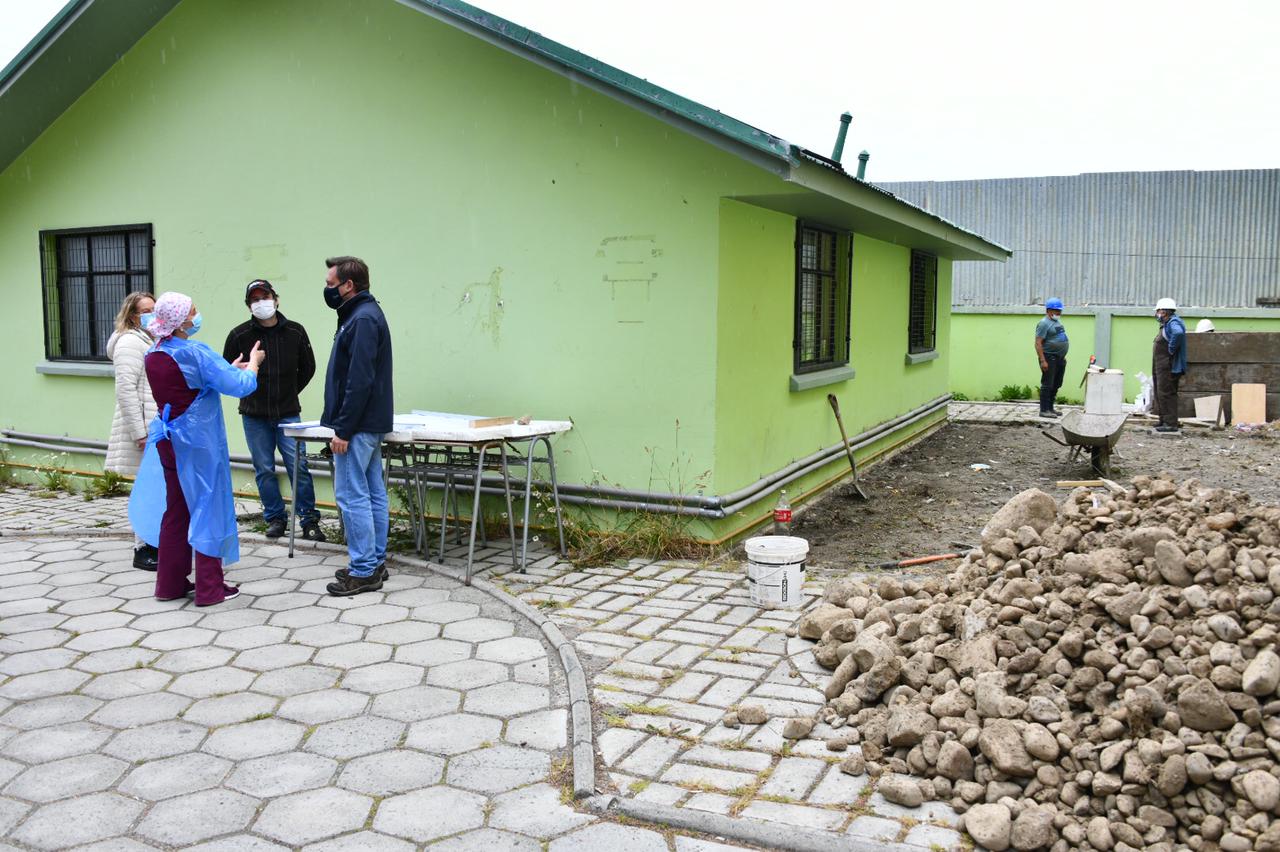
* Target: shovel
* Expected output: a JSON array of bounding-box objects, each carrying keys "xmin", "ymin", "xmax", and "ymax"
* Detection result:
[{"xmin": 827, "ymin": 393, "xmax": 870, "ymax": 500}]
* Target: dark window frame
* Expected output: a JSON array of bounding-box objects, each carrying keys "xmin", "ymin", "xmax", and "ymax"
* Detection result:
[
  {"xmin": 38, "ymin": 223, "xmax": 154, "ymax": 362},
  {"xmin": 908, "ymin": 249, "xmax": 938, "ymax": 355},
  {"xmin": 793, "ymin": 221, "xmax": 852, "ymax": 374}
]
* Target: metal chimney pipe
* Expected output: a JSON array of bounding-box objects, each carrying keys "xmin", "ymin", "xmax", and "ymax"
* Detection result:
[
  {"xmin": 856, "ymin": 150, "xmax": 870, "ymax": 180},
  {"xmin": 831, "ymin": 112, "xmax": 852, "ymax": 163}
]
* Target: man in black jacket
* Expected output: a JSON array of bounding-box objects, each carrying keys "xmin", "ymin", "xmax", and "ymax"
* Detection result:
[
  {"xmin": 320, "ymin": 256, "xmax": 394, "ymax": 597},
  {"xmin": 222, "ymin": 280, "xmax": 325, "ymax": 541}
]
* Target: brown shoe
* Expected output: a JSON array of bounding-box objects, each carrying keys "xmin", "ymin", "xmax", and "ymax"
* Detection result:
[{"xmin": 326, "ymin": 572, "xmax": 384, "ymax": 597}]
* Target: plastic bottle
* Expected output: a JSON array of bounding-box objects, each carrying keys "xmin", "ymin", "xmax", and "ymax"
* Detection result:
[{"xmin": 773, "ymin": 490, "xmax": 792, "ymax": 535}]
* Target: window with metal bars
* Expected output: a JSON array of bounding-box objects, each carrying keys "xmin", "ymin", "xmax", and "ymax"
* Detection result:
[
  {"xmin": 38, "ymin": 225, "xmax": 154, "ymax": 361},
  {"xmin": 793, "ymin": 223, "xmax": 850, "ymax": 373},
  {"xmin": 908, "ymin": 249, "xmax": 937, "ymax": 354}
]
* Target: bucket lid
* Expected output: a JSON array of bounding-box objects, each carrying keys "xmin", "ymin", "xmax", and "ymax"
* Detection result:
[{"xmin": 745, "ymin": 535, "xmax": 809, "ymax": 564}]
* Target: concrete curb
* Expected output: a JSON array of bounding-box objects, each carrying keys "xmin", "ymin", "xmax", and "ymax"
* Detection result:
[
  {"xmin": 585, "ymin": 795, "xmax": 898, "ymax": 852},
  {"xmin": 1, "ymin": 526, "xmax": 598, "ymax": 800}
]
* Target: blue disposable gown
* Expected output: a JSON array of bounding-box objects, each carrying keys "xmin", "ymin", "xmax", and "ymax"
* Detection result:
[{"xmin": 128, "ymin": 337, "xmax": 258, "ymax": 565}]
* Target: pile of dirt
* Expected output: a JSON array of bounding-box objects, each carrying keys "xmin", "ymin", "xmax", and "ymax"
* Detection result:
[{"xmin": 790, "ymin": 477, "xmax": 1280, "ymax": 851}]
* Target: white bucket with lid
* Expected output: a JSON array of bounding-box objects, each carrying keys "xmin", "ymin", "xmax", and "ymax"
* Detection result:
[{"xmin": 745, "ymin": 535, "xmax": 808, "ymax": 609}]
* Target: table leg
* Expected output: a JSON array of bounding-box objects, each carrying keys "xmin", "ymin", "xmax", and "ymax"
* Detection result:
[
  {"xmin": 499, "ymin": 443, "xmax": 519, "ymax": 572},
  {"xmin": 518, "ymin": 438, "xmax": 535, "ymax": 571},
  {"xmin": 543, "ymin": 436, "xmax": 567, "ymax": 556},
  {"xmin": 287, "ymin": 437, "xmax": 300, "ymax": 558},
  {"xmin": 464, "ymin": 444, "xmax": 488, "ymax": 586}
]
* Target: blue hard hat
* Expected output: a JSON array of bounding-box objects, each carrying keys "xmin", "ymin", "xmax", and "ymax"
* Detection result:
[{"xmin": 1045, "ymin": 298, "xmax": 1064, "ymax": 311}]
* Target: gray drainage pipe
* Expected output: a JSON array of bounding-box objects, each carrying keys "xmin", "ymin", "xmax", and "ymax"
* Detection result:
[{"xmin": 1, "ymin": 395, "xmax": 948, "ymax": 519}]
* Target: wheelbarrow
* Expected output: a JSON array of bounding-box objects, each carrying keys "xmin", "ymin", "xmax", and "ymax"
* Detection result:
[{"xmin": 1042, "ymin": 410, "xmax": 1128, "ymax": 475}]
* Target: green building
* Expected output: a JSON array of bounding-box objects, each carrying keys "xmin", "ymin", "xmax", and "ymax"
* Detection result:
[{"xmin": 0, "ymin": 0, "xmax": 1008, "ymax": 541}]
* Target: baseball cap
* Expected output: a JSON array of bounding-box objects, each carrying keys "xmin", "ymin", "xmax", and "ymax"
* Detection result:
[{"xmin": 245, "ymin": 279, "xmax": 277, "ymax": 303}]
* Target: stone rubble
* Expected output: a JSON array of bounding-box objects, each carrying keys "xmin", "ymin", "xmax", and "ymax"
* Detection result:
[{"xmin": 792, "ymin": 478, "xmax": 1280, "ymax": 851}]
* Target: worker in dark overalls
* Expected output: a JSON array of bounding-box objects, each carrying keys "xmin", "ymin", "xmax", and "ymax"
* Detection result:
[{"xmin": 1152, "ymin": 298, "xmax": 1187, "ymax": 433}]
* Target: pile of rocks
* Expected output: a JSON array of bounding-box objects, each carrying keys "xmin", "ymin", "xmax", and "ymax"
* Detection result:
[{"xmin": 791, "ymin": 477, "xmax": 1280, "ymax": 851}]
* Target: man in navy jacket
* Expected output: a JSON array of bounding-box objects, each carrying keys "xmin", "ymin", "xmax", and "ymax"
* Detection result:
[
  {"xmin": 1153, "ymin": 297, "xmax": 1187, "ymax": 433},
  {"xmin": 320, "ymin": 256, "xmax": 394, "ymax": 596}
]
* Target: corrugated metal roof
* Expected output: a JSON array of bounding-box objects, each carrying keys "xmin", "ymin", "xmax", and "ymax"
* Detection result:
[{"xmin": 878, "ymin": 170, "xmax": 1280, "ymax": 308}]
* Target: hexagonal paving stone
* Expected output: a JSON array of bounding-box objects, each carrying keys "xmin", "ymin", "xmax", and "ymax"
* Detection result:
[
  {"xmin": 252, "ymin": 665, "xmax": 340, "ymax": 697},
  {"xmin": 291, "ymin": 623, "xmax": 363, "ymax": 648},
  {"xmin": 197, "ymin": 608, "xmax": 270, "ymax": 631},
  {"xmin": 442, "ymin": 617, "xmax": 515, "ymax": 643},
  {"xmin": 118, "ymin": 752, "xmax": 233, "ymax": 800},
  {"xmin": 548, "ymin": 823, "xmax": 669, "ymax": 852},
  {"xmin": 424, "ymin": 659, "xmax": 508, "ymax": 690},
  {"xmin": 337, "ymin": 749, "xmax": 445, "ymax": 795},
  {"xmin": 234, "ymin": 643, "xmax": 314, "ymax": 671},
  {"xmin": 393, "ymin": 638, "xmax": 471, "ymax": 667},
  {"xmin": 0, "ymin": 668, "xmax": 91, "ymax": 700},
  {"xmin": 4, "ymin": 754, "xmax": 127, "ymax": 802},
  {"xmin": 0, "ymin": 721, "xmax": 113, "ymax": 763},
  {"xmin": 302, "ymin": 831, "xmax": 415, "ymax": 852},
  {"xmin": 152, "ymin": 646, "xmax": 236, "ymax": 673},
  {"xmin": 475, "ymin": 636, "xmax": 546, "ymax": 664},
  {"xmin": 340, "ymin": 662, "xmax": 423, "ymax": 693},
  {"xmin": 73, "ymin": 647, "xmax": 159, "ymax": 674},
  {"xmin": 10, "ymin": 791, "xmax": 143, "ymax": 850},
  {"xmin": 405, "ymin": 713, "xmax": 502, "ymax": 755},
  {"xmin": 369, "ymin": 685, "xmax": 460, "ymax": 722},
  {"xmin": 0, "ymin": 647, "xmax": 79, "ymax": 677},
  {"xmin": 447, "ymin": 744, "xmax": 549, "ymax": 794},
  {"xmin": 91, "ymin": 692, "xmax": 191, "ymax": 728},
  {"xmin": 168, "ymin": 665, "xmax": 257, "ymax": 698},
  {"xmin": 411, "ymin": 601, "xmax": 480, "ymax": 624},
  {"xmin": 203, "ymin": 718, "xmax": 306, "ymax": 760},
  {"xmin": 135, "ymin": 788, "xmax": 258, "ymax": 846},
  {"xmin": 505, "ymin": 708, "xmax": 569, "ymax": 750},
  {"xmin": 254, "ymin": 787, "xmax": 373, "ymax": 846},
  {"xmin": 464, "ymin": 682, "xmax": 550, "ymax": 717},
  {"xmin": 129, "ymin": 610, "xmax": 203, "ymax": 632},
  {"xmin": 364, "ymin": 621, "xmax": 440, "ymax": 645},
  {"xmin": 268, "ymin": 607, "xmax": 338, "ymax": 629},
  {"xmin": 212, "ymin": 624, "xmax": 291, "ymax": 651},
  {"xmin": 248, "ymin": 591, "xmax": 322, "ymax": 612},
  {"xmin": 226, "ymin": 752, "xmax": 337, "ymax": 798},
  {"xmin": 2, "ymin": 694, "xmax": 101, "ymax": 729},
  {"xmin": 314, "ymin": 641, "xmax": 392, "ymax": 669},
  {"xmin": 0, "ymin": 626, "xmax": 67, "ymax": 652},
  {"xmin": 103, "ymin": 720, "xmax": 206, "ymax": 761},
  {"xmin": 80, "ymin": 668, "xmax": 173, "ymax": 700},
  {"xmin": 185, "ymin": 835, "xmax": 290, "ymax": 852},
  {"xmin": 338, "ymin": 603, "xmax": 409, "ymax": 626},
  {"xmin": 304, "ymin": 716, "xmax": 404, "ymax": 760},
  {"xmin": 277, "ymin": 688, "xmax": 369, "ymax": 725},
  {"xmin": 488, "ymin": 783, "xmax": 595, "ymax": 838},
  {"xmin": 429, "ymin": 829, "xmax": 541, "ymax": 852},
  {"xmin": 381, "ymin": 587, "xmax": 449, "ymax": 608},
  {"xmin": 56, "ymin": 611, "xmax": 130, "ymax": 633},
  {"xmin": 66, "ymin": 627, "xmax": 145, "ymax": 652},
  {"xmin": 139, "ymin": 626, "xmax": 217, "ymax": 651},
  {"xmin": 373, "ymin": 786, "xmax": 486, "ymax": 843},
  {"xmin": 182, "ymin": 692, "xmax": 279, "ymax": 727}
]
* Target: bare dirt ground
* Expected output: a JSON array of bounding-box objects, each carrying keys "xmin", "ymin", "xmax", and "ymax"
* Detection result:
[{"xmin": 795, "ymin": 421, "xmax": 1280, "ymax": 575}]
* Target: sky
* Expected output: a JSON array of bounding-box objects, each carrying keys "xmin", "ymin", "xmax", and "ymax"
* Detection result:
[{"xmin": 2, "ymin": 0, "xmax": 1278, "ymax": 182}]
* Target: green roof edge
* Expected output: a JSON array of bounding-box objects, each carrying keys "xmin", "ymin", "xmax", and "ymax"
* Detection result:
[
  {"xmin": 0, "ymin": 0, "xmax": 84, "ymax": 88},
  {"xmin": 399, "ymin": 0, "xmax": 795, "ymax": 163}
]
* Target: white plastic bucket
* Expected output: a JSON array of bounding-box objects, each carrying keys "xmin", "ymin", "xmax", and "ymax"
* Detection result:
[{"xmin": 745, "ymin": 535, "xmax": 808, "ymax": 609}]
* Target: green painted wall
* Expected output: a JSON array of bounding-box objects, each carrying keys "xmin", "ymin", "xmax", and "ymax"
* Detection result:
[
  {"xmin": 712, "ymin": 200, "xmax": 952, "ymax": 532},
  {"xmin": 0, "ymin": 0, "xmax": 961, "ymax": 540},
  {"xmin": 951, "ymin": 312, "xmax": 1280, "ymax": 401}
]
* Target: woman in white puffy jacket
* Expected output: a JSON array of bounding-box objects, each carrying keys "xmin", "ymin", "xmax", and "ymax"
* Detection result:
[{"xmin": 105, "ymin": 291, "xmax": 158, "ymax": 570}]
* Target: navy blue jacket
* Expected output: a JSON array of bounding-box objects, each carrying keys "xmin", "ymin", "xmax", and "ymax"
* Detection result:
[
  {"xmin": 1164, "ymin": 315, "xmax": 1187, "ymax": 375},
  {"xmin": 321, "ymin": 291, "xmax": 394, "ymax": 440}
]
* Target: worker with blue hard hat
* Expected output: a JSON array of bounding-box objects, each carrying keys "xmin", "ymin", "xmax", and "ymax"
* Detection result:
[{"xmin": 1035, "ymin": 297, "xmax": 1069, "ymax": 418}]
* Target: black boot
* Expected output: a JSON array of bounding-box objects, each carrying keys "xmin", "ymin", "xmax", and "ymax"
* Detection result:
[
  {"xmin": 264, "ymin": 518, "xmax": 287, "ymax": 539},
  {"xmin": 334, "ymin": 563, "xmax": 388, "ymax": 582},
  {"xmin": 326, "ymin": 572, "xmax": 384, "ymax": 597},
  {"xmin": 133, "ymin": 544, "xmax": 158, "ymax": 571},
  {"xmin": 301, "ymin": 522, "xmax": 327, "ymax": 542}
]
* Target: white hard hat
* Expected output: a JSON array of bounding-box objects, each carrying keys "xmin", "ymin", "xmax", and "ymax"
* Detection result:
[
  {"xmin": 1155, "ymin": 297, "xmax": 1177, "ymax": 312},
  {"xmin": 1196, "ymin": 318, "xmax": 1216, "ymax": 333}
]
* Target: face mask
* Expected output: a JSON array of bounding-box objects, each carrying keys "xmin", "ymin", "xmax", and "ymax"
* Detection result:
[
  {"xmin": 323, "ymin": 284, "xmax": 345, "ymax": 310},
  {"xmin": 186, "ymin": 312, "xmax": 203, "ymax": 337},
  {"xmin": 139, "ymin": 312, "xmax": 155, "ymax": 331},
  {"xmin": 250, "ymin": 300, "xmax": 277, "ymax": 321}
]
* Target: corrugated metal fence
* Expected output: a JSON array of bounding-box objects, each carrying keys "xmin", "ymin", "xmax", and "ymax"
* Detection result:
[{"xmin": 878, "ymin": 170, "xmax": 1280, "ymax": 308}]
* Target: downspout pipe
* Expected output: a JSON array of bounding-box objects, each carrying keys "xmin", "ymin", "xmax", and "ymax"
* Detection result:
[
  {"xmin": 856, "ymin": 150, "xmax": 869, "ymax": 180},
  {"xmin": 830, "ymin": 112, "xmax": 852, "ymax": 163},
  {"xmin": 0, "ymin": 394, "xmax": 948, "ymax": 519}
]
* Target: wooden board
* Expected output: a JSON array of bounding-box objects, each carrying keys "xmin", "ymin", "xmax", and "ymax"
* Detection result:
[
  {"xmin": 1232, "ymin": 384, "xmax": 1268, "ymax": 425},
  {"xmin": 1193, "ymin": 396, "xmax": 1221, "ymax": 421},
  {"xmin": 1186, "ymin": 332, "xmax": 1280, "ymax": 365},
  {"xmin": 1180, "ymin": 363, "xmax": 1280, "ymax": 392}
]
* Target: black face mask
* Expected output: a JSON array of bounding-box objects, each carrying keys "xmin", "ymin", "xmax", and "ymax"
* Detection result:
[{"xmin": 323, "ymin": 284, "xmax": 345, "ymax": 310}]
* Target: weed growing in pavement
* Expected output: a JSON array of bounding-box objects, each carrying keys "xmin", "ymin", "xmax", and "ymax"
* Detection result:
[
  {"xmin": 0, "ymin": 447, "xmax": 16, "ymax": 488},
  {"xmin": 996, "ymin": 383, "xmax": 1036, "ymax": 401},
  {"xmin": 88, "ymin": 470, "xmax": 131, "ymax": 500},
  {"xmin": 622, "ymin": 702, "xmax": 671, "ymax": 716},
  {"xmin": 628, "ymin": 779, "xmax": 650, "ymax": 795}
]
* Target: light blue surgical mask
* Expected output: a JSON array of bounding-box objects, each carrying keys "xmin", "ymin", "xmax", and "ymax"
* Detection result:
[
  {"xmin": 186, "ymin": 312, "xmax": 203, "ymax": 337},
  {"xmin": 139, "ymin": 312, "xmax": 155, "ymax": 331}
]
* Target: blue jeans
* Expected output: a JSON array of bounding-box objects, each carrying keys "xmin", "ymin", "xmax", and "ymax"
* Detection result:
[
  {"xmin": 333, "ymin": 432, "xmax": 388, "ymax": 578},
  {"xmin": 242, "ymin": 415, "xmax": 319, "ymax": 525}
]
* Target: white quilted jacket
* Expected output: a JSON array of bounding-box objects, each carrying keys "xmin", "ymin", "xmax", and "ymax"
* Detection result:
[{"xmin": 104, "ymin": 328, "xmax": 158, "ymax": 475}]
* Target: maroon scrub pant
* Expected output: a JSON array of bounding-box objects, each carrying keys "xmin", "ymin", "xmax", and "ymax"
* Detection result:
[{"xmin": 155, "ymin": 439, "xmax": 228, "ymax": 605}]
